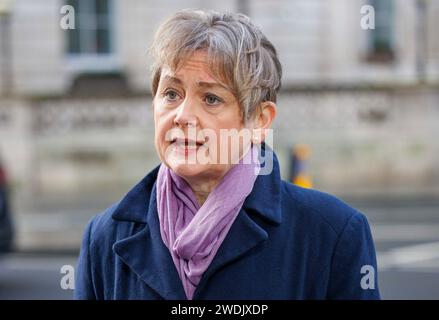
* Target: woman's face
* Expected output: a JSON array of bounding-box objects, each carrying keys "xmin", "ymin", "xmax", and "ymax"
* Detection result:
[{"xmin": 153, "ymin": 51, "xmax": 254, "ymax": 183}]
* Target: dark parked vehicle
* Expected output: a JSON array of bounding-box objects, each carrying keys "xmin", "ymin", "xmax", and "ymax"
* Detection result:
[{"xmin": 0, "ymin": 159, "xmax": 13, "ymax": 252}]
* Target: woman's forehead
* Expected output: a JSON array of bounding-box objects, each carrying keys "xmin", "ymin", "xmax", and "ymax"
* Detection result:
[
  {"xmin": 162, "ymin": 66, "xmax": 215, "ymax": 83},
  {"xmin": 165, "ymin": 52, "xmax": 212, "ymax": 74},
  {"xmin": 161, "ymin": 64, "xmax": 227, "ymax": 88},
  {"xmin": 159, "ymin": 50, "xmax": 234, "ymax": 91}
]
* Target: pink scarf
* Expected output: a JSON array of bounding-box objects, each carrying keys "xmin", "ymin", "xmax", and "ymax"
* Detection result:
[{"xmin": 156, "ymin": 146, "xmax": 260, "ymax": 299}]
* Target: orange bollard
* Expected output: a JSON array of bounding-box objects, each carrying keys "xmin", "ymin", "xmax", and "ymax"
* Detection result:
[{"xmin": 290, "ymin": 144, "xmax": 313, "ymax": 189}]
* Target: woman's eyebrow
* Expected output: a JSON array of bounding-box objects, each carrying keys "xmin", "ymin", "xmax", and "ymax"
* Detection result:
[
  {"xmin": 162, "ymin": 75, "xmax": 183, "ymax": 86},
  {"xmin": 162, "ymin": 75, "xmax": 228, "ymax": 91},
  {"xmin": 197, "ymin": 81, "xmax": 228, "ymax": 91}
]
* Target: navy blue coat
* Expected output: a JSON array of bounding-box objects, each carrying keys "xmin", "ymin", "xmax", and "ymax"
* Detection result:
[{"xmin": 74, "ymin": 150, "xmax": 380, "ymax": 300}]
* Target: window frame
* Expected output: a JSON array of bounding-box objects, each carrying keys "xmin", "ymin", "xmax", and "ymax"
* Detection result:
[
  {"xmin": 64, "ymin": 0, "xmax": 120, "ymax": 73},
  {"xmin": 366, "ymin": 0, "xmax": 396, "ymax": 63}
]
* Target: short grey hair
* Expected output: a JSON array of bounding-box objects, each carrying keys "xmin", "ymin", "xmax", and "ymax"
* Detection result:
[{"xmin": 148, "ymin": 9, "xmax": 282, "ymax": 121}]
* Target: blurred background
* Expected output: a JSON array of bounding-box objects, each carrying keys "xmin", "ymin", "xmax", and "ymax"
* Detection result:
[{"xmin": 0, "ymin": 0, "xmax": 438, "ymax": 299}]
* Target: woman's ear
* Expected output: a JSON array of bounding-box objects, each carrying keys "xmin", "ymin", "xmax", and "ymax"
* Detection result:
[{"xmin": 252, "ymin": 101, "xmax": 277, "ymax": 144}]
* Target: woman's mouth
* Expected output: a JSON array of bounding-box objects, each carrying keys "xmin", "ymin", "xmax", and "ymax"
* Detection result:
[{"xmin": 170, "ymin": 138, "xmax": 207, "ymax": 156}]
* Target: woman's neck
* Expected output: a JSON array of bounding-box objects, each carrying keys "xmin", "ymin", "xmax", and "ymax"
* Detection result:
[
  {"xmin": 188, "ymin": 178, "xmax": 220, "ymax": 207},
  {"xmin": 183, "ymin": 168, "xmax": 232, "ymax": 206}
]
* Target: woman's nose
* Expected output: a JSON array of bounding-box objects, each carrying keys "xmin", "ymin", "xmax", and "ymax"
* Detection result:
[{"xmin": 173, "ymin": 97, "xmax": 198, "ymax": 127}]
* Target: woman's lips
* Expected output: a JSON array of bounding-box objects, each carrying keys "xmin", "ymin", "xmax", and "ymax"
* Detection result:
[
  {"xmin": 171, "ymin": 138, "xmax": 204, "ymax": 147},
  {"xmin": 170, "ymin": 138, "xmax": 207, "ymax": 156}
]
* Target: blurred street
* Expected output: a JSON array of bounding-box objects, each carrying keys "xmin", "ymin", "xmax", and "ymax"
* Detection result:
[
  {"xmin": 0, "ymin": 196, "xmax": 438, "ymax": 300},
  {"xmin": 0, "ymin": 253, "xmax": 75, "ymax": 299},
  {"xmin": 357, "ymin": 197, "xmax": 439, "ymax": 299}
]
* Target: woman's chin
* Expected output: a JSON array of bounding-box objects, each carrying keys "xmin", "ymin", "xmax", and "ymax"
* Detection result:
[
  {"xmin": 167, "ymin": 161, "xmax": 208, "ymax": 179},
  {"xmin": 162, "ymin": 146, "xmax": 230, "ymax": 180},
  {"xmin": 163, "ymin": 152, "xmax": 203, "ymax": 175}
]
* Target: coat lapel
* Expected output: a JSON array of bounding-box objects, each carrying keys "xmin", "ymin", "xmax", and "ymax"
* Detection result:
[
  {"xmin": 112, "ymin": 221, "xmax": 186, "ymax": 299},
  {"xmin": 192, "ymin": 206, "xmax": 269, "ymax": 299},
  {"xmin": 112, "ymin": 167, "xmax": 187, "ymax": 299},
  {"xmin": 193, "ymin": 145, "xmax": 282, "ymax": 298}
]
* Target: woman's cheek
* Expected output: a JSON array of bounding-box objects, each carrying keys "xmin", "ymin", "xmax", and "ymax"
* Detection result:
[{"xmin": 154, "ymin": 109, "xmax": 169, "ymax": 161}]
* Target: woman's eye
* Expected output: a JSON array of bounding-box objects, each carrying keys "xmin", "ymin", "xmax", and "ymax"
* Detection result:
[
  {"xmin": 205, "ymin": 94, "xmax": 222, "ymax": 106},
  {"xmin": 164, "ymin": 90, "xmax": 179, "ymax": 101}
]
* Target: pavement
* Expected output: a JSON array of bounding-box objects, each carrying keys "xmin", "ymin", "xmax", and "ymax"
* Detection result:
[
  {"xmin": 0, "ymin": 253, "xmax": 75, "ymax": 300},
  {"xmin": 1, "ymin": 194, "xmax": 439, "ymax": 299},
  {"xmin": 354, "ymin": 198, "xmax": 439, "ymax": 299}
]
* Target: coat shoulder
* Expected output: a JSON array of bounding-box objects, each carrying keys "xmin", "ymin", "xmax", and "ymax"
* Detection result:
[
  {"xmin": 280, "ymin": 180, "xmax": 367, "ymax": 236},
  {"xmin": 85, "ymin": 202, "xmax": 124, "ymax": 251}
]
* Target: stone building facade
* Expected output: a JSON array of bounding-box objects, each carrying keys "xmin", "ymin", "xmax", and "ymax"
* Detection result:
[{"xmin": 0, "ymin": 0, "xmax": 438, "ymax": 206}]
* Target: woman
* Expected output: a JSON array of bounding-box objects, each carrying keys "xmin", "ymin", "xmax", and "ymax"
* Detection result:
[{"xmin": 75, "ymin": 9, "xmax": 380, "ymax": 300}]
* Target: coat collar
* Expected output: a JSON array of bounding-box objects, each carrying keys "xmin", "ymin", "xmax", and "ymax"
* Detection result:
[
  {"xmin": 112, "ymin": 144, "xmax": 282, "ymax": 299},
  {"xmin": 112, "ymin": 143, "xmax": 282, "ymax": 224}
]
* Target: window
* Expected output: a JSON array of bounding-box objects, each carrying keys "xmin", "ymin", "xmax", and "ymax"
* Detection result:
[
  {"xmin": 66, "ymin": 0, "xmax": 112, "ymax": 55},
  {"xmin": 367, "ymin": 0, "xmax": 395, "ymax": 62}
]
